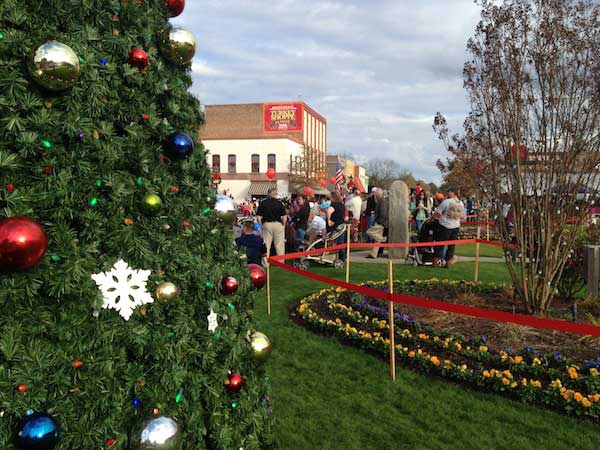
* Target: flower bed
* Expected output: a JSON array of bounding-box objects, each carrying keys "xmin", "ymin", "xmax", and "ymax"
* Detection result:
[{"xmin": 294, "ymin": 279, "xmax": 600, "ymax": 420}]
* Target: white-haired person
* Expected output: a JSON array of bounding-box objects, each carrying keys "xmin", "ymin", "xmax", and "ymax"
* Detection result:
[{"xmin": 432, "ymin": 187, "xmax": 465, "ymax": 268}]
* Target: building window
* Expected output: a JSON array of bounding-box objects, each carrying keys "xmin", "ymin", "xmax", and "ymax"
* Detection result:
[
  {"xmin": 268, "ymin": 154, "xmax": 276, "ymax": 170},
  {"xmin": 228, "ymin": 154, "xmax": 236, "ymax": 174},
  {"xmin": 251, "ymin": 154, "xmax": 260, "ymax": 173},
  {"xmin": 212, "ymin": 155, "xmax": 220, "ymax": 173}
]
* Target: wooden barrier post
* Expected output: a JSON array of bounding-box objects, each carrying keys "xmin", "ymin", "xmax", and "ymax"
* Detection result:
[
  {"xmin": 388, "ymin": 259, "xmax": 396, "ymax": 382},
  {"xmin": 345, "ymin": 224, "xmax": 351, "ymax": 283},
  {"xmin": 267, "ymin": 263, "xmax": 271, "ymax": 316},
  {"xmin": 474, "ymin": 226, "xmax": 481, "ymax": 282}
]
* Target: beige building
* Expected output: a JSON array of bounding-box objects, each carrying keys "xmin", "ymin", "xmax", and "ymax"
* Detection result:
[{"xmin": 199, "ymin": 102, "xmax": 328, "ymax": 202}]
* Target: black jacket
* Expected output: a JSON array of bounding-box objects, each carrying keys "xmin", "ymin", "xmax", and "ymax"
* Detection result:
[
  {"xmin": 374, "ymin": 197, "xmax": 389, "ymax": 229},
  {"xmin": 293, "ymin": 202, "xmax": 311, "ymax": 230}
]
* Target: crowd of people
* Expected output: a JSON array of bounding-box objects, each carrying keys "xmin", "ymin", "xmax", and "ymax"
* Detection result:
[{"xmin": 230, "ymin": 183, "xmax": 473, "ymax": 268}]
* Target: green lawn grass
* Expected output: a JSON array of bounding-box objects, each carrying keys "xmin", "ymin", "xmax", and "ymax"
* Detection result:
[
  {"xmin": 454, "ymin": 243, "xmax": 505, "ymax": 258},
  {"xmin": 255, "ymin": 262, "xmax": 600, "ymax": 449}
]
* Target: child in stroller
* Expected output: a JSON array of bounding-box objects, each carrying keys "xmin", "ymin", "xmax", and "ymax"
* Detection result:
[{"xmin": 406, "ymin": 217, "xmax": 438, "ymax": 266}]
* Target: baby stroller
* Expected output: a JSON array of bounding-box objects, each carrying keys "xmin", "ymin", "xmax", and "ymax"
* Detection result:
[
  {"xmin": 293, "ymin": 224, "xmax": 347, "ymax": 270},
  {"xmin": 406, "ymin": 218, "xmax": 437, "ymax": 266}
]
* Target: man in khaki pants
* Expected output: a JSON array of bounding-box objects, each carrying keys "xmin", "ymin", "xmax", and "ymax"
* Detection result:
[{"xmin": 257, "ymin": 188, "xmax": 288, "ymax": 256}]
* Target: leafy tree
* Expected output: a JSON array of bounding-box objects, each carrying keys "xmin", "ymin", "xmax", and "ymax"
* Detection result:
[
  {"xmin": 0, "ymin": 1, "xmax": 275, "ymax": 449},
  {"xmin": 434, "ymin": 0, "xmax": 600, "ymax": 314}
]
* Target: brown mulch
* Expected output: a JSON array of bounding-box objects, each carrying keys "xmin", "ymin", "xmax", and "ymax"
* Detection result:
[{"xmin": 381, "ymin": 288, "xmax": 600, "ymax": 362}]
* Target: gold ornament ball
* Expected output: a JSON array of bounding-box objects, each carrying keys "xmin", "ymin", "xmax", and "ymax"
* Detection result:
[
  {"xmin": 142, "ymin": 194, "xmax": 162, "ymax": 215},
  {"xmin": 248, "ymin": 331, "xmax": 272, "ymax": 363},
  {"xmin": 160, "ymin": 26, "xmax": 196, "ymax": 65},
  {"xmin": 30, "ymin": 41, "xmax": 80, "ymax": 91},
  {"xmin": 155, "ymin": 282, "xmax": 179, "ymax": 302}
]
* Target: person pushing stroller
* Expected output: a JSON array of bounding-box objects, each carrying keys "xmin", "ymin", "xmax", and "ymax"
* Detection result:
[{"xmin": 432, "ymin": 188, "xmax": 465, "ymax": 268}]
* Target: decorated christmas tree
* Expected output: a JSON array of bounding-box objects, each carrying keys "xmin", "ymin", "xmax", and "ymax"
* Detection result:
[{"xmin": 0, "ymin": 1, "xmax": 274, "ymax": 449}]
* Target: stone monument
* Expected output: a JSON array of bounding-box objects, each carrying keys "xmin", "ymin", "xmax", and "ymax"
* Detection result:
[{"xmin": 388, "ymin": 180, "xmax": 410, "ymax": 259}]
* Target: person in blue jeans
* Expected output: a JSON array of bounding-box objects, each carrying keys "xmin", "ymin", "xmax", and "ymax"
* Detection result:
[
  {"xmin": 414, "ymin": 191, "xmax": 431, "ymax": 232},
  {"xmin": 293, "ymin": 194, "xmax": 311, "ymax": 251},
  {"xmin": 327, "ymin": 191, "xmax": 347, "ymax": 262}
]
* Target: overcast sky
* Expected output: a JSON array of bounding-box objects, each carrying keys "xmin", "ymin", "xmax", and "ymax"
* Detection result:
[{"xmin": 173, "ymin": 0, "xmax": 482, "ymax": 184}]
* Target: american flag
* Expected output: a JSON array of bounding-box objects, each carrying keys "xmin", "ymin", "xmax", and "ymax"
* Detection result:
[{"xmin": 335, "ymin": 166, "xmax": 345, "ymax": 191}]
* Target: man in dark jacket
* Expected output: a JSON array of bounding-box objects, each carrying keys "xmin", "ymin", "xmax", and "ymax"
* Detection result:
[
  {"xmin": 257, "ymin": 188, "xmax": 287, "ymax": 256},
  {"xmin": 366, "ymin": 189, "xmax": 388, "ymax": 258},
  {"xmin": 293, "ymin": 194, "xmax": 311, "ymax": 251},
  {"xmin": 365, "ymin": 188, "xmax": 378, "ymax": 242},
  {"xmin": 235, "ymin": 221, "xmax": 267, "ymax": 265}
]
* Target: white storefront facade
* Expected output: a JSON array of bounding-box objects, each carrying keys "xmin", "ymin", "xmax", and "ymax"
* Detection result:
[{"xmin": 200, "ymin": 102, "xmax": 328, "ymax": 203}]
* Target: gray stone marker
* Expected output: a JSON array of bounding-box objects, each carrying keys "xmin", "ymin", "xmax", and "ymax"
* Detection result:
[
  {"xmin": 584, "ymin": 245, "xmax": 600, "ymax": 299},
  {"xmin": 388, "ymin": 180, "xmax": 409, "ymax": 259}
]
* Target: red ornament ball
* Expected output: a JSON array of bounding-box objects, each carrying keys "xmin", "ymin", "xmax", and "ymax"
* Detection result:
[
  {"xmin": 266, "ymin": 167, "xmax": 276, "ymax": 179},
  {"xmin": 303, "ymin": 186, "xmax": 313, "ymax": 197},
  {"xmin": 221, "ymin": 276, "xmax": 238, "ymax": 295},
  {"xmin": 224, "ymin": 372, "xmax": 244, "ymax": 394},
  {"xmin": 17, "ymin": 384, "xmax": 27, "ymax": 393},
  {"xmin": 107, "ymin": 438, "xmax": 116, "ymax": 447},
  {"xmin": 329, "ymin": 177, "xmax": 336, "ymax": 185},
  {"xmin": 248, "ymin": 263, "xmax": 266, "ymax": 290},
  {"xmin": 319, "ymin": 179, "xmax": 327, "ymax": 188},
  {"xmin": 0, "ymin": 217, "xmax": 48, "ymax": 272},
  {"xmin": 182, "ymin": 220, "xmax": 190, "ymax": 228},
  {"xmin": 166, "ymin": 0, "xmax": 185, "ymax": 17},
  {"xmin": 128, "ymin": 48, "xmax": 149, "ymax": 70},
  {"xmin": 7, "ymin": 183, "xmax": 15, "ymax": 193},
  {"xmin": 212, "ymin": 172, "xmax": 221, "ymax": 182}
]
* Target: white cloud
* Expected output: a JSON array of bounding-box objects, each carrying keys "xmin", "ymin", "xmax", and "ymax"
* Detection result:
[
  {"xmin": 174, "ymin": 0, "xmax": 481, "ymax": 183},
  {"xmin": 191, "ymin": 60, "xmax": 225, "ymax": 77}
]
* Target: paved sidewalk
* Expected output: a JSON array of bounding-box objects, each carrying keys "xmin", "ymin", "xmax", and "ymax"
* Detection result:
[{"xmin": 349, "ymin": 250, "xmax": 505, "ymax": 264}]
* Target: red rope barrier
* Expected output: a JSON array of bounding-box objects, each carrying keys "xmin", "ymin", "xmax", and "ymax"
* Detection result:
[{"xmin": 268, "ymin": 240, "xmax": 600, "ymax": 337}]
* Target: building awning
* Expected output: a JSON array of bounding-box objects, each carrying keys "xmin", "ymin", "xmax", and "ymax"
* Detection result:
[
  {"xmin": 354, "ymin": 177, "xmax": 366, "ymax": 193},
  {"xmin": 248, "ymin": 181, "xmax": 277, "ymax": 196}
]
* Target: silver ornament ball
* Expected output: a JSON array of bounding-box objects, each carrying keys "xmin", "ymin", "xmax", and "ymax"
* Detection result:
[
  {"xmin": 215, "ymin": 195, "xmax": 236, "ymax": 227},
  {"xmin": 160, "ymin": 26, "xmax": 196, "ymax": 65},
  {"xmin": 131, "ymin": 416, "xmax": 182, "ymax": 449},
  {"xmin": 30, "ymin": 41, "xmax": 80, "ymax": 91}
]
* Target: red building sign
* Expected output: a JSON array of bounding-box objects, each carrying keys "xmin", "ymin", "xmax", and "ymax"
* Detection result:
[{"xmin": 263, "ymin": 103, "xmax": 304, "ymax": 132}]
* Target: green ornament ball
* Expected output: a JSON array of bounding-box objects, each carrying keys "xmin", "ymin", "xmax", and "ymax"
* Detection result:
[{"xmin": 142, "ymin": 194, "xmax": 162, "ymax": 215}]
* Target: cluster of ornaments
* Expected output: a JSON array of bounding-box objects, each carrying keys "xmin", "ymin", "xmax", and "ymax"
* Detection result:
[
  {"xmin": 29, "ymin": 0, "xmax": 195, "ymax": 93},
  {"xmin": 4, "ymin": 1, "xmax": 272, "ymax": 448},
  {"xmin": 15, "ymin": 411, "xmax": 183, "ymax": 450}
]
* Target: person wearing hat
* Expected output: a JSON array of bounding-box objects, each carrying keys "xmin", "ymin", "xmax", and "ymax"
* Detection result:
[
  {"xmin": 257, "ymin": 188, "xmax": 287, "ymax": 256},
  {"xmin": 433, "ymin": 188, "xmax": 465, "ymax": 268}
]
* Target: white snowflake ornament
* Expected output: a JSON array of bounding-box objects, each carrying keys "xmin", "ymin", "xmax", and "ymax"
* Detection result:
[
  {"xmin": 207, "ymin": 309, "xmax": 218, "ymax": 333},
  {"xmin": 92, "ymin": 259, "xmax": 154, "ymax": 320}
]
